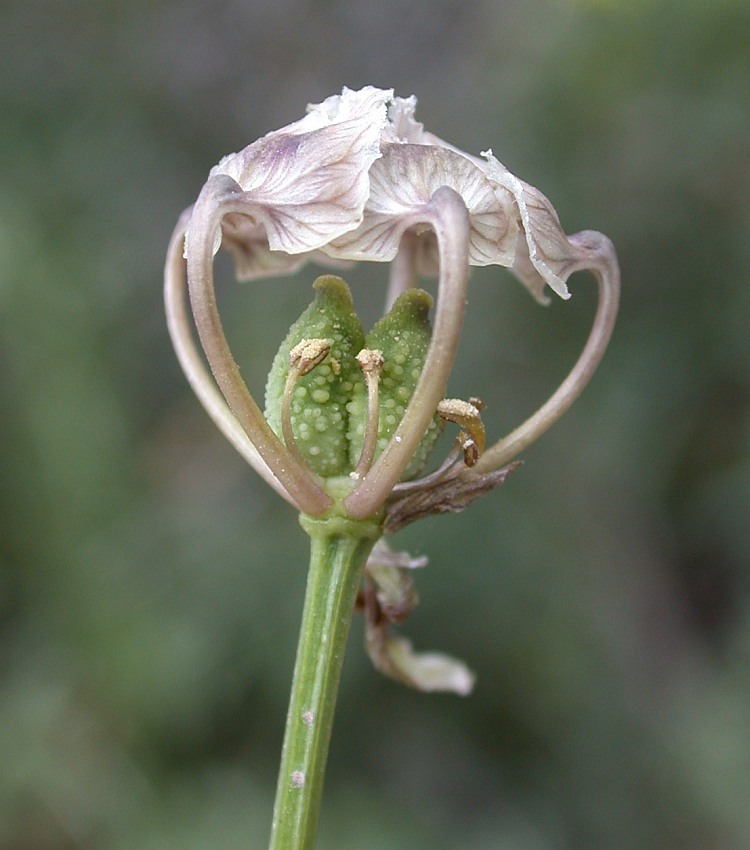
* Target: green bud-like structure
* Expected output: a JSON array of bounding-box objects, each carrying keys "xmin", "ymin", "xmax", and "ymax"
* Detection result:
[
  {"xmin": 265, "ymin": 276, "xmax": 365, "ymax": 478},
  {"xmin": 266, "ymin": 278, "xmax": 443, "ymax": 485},
  {"xmin": 347, "ymin": 289, "xmax": 443, "ymax": 480}
]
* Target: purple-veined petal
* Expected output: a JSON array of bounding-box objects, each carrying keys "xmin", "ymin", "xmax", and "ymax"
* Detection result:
[
  {"xmin": 221, "ymin": 211, "xmax": 353, "ymax": 280},
  {"xmin": 304, "ymin": 85, "xmax": 394, "ymax": 128},
  {"xmin": 326, "ymin": 143, "xmax": 517, "ymax": 266},
  {"xmin": 483, "ymin": 150, "xmax": 580, "ymax": 301},
  {"xmin": 205, "ymin": 87, "xmax": 390, "ymax": 257},
  {"xmin": 220, "ymin": 213, "xmax": 315, "ymax": 279},
  {"xmin": 384, "ymin": 95, "xmax": 425, "ymax": 143}
]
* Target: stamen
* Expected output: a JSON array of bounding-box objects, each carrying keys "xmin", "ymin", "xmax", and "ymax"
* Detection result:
[
  {"xmin": 282, "ymin": 339, "xmax": 331, "ymax": 463},
  {"xmin": 437, "ymin": 398, "xmax": 486, "ymax": 467},
  {"xmin": 353, "ymin": 349, "xmax": 385, "ymax": 477}
]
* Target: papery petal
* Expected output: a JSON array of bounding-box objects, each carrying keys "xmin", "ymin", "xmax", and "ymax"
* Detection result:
[
  {"xmin": 305, "ymin": 85, "xmax": 394, "ymax": 127},
  {"xmin": 212, "ymin": 86, "xmax": 392, "ymax": 183},
  {"xmin": 384, "ymin": 95, "xmax": 425, "ymax": 143},
  {"xmin": 224, "ymin": 239, "xmax": 314, "ymax": 280},
  {"xmin": 483, "ymin": 150, "xmax": 577, "ymax": 301},
  {"xmin": 383, "ymin": 98, "xmax": 584, "ymax": 301},
  {"xmin": 220, "ymin": 213, "xmax": 351, "ymax": 280},
  {"xmin": 208, "ymin": 87, "xmax": 390, "ymax": 256},
  {"xmin": 327, "ymin": 144, "xmax": 517, "ymax": 266},
  {"xmin": 219, "ymin": 213, "xmax": 311, "ymax": 278}
]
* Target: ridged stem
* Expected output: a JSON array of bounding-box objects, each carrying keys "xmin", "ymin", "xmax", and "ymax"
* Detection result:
[{"xmin": 269, "ymin": 515, "xmax": 381, "ymax": 850}]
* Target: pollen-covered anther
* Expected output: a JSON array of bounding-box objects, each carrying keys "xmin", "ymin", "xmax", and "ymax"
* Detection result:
[
  {"xmin": 355, "ymin": 348, "xmax": 384, "ymax": 374},
  {"xmin": 437, "ymin": 398, "xmax": 486, "ymax": 467},
  {"xmin": 282, "ymin": 339, "xmax": 333, "ymax": 463},
  {"xmin": 289, "ymin": 338, "xmax": 332, "ymax": 376},
  {"xmin": 353, "ymin": 348, "xmax": 385, "ymax": 477}
]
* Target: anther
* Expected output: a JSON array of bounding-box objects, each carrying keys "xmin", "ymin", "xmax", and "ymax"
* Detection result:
[
  {"xmin": 290, "ymin": 339, "xmax": 332, "ymax": 375},
  {"xmin": 354, "ymin": 348, "xmax": 385, "ymax": 477},
  {"xmin": 437, "ymin": 398, "xmax": 486, "ymax": 467},
  {"xmin": 282, "ymin": 339, "xmax": 332, "ymax": 461}
]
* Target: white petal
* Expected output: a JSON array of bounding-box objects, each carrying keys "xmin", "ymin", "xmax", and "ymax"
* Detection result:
[
  {"xmin": 208, "ymin": 87, "xmax": 390, "ymax": 255},
  {"xmin": 305, "ymin": 85, "xmax": 394, "ymax": 127},
  {"xmin": 384, "ymin": 95, "xmax": 425, "ymax": 143},
  {"xmin": 218, "ymin": 212, "xmax": 353, "ymax": 281},
  {"xmin": 211, "ymin": 86, "xmax": 392, "ymax": 184},
  {"xmin": 327, "ymin": 144, "xmax": 517, "ymax": 265},
  {"xmin": 483, "ymin": 151, "xmax": 576, "ymax": 301},
  {"xmin": 221, "ymin": 221, "xmax": 312, "ymax": 278}
]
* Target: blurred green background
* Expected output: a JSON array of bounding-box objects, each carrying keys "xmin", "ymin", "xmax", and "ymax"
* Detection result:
[{"xmin": 2, "ymin": 1, "xmax": 749, "ymax": 848}]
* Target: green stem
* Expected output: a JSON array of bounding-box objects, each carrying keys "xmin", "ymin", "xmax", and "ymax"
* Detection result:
[{"xmin": 269, "ymin": 515, "xmax": 381, "ymax": 850}]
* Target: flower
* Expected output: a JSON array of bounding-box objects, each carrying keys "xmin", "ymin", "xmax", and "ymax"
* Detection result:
[{"xmin": 166, "ymin": 85, "xmax": 619, "ymax": 521}]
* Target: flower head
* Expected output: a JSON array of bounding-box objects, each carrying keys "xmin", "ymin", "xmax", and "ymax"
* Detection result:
[
  {"xmin": 167, "ymin": 85, "xmax": 618, "ymax": 518},
  {"xmin": 165, "ymin": 85, "xmax": 619, "ymax": 692}
]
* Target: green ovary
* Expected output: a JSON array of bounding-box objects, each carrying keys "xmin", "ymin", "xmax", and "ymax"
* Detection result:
[
  {"xmin": 265, "ymin": 278, "xmax": 442, "ymax": 482},
  {"xmin": 347, "ymin": 289, "xmax": 443, "ymax": 481},
  {"xmin": 265, "ymin": 276, "xmax": 365, "ymax": 478}
]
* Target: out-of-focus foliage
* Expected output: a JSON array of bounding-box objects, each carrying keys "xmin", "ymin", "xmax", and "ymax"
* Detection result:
[{"xmin": 1, "ymin": 1, "xmax": 749, "ymax": 848}]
